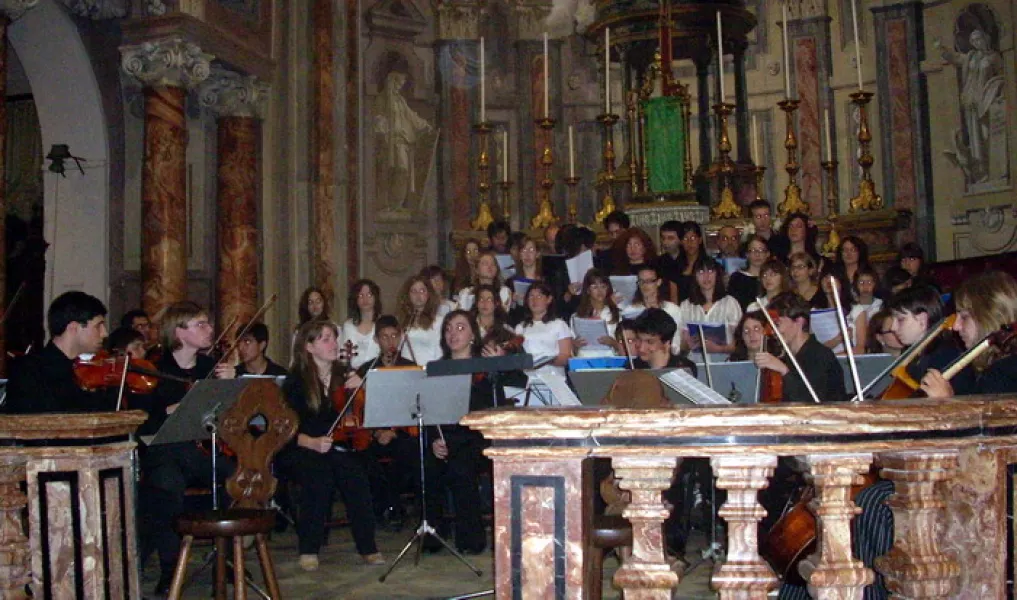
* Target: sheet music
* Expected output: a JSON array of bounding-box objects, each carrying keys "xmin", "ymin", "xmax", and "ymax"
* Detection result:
[
  {"xmin": 538, "ymin": 371, "xmax": 583, "ymax": 406},
  {"xmin": 512, "ymin": 278, "xmax": 535, "ymax": 307},
  {"xmin": 495, "ymin": 254, "xmax": 516, "ymax": 279},
  {"xmin": 810, "ymin": 308, "xmax": 841, "ymax": 345},
  {"xmin": 571, "ymin": 317, "xmax": 612, "ymax": 353},
  {"xmin": 620, "ymin": 305, "xmax": 646, "ymax": 320},
  {"xmin": 659, "ymin": 369, "xmax": 732, "ymax": 405},
  {"xmin": 566, "ymin": 250, "xmax": 594, "ymax": 285},
  {"xmin": 687, "ymin": 322, "xmax": 728, "ymax": 346},
  {"xmin": 610, "ymin": 275, "xmax": 639, "ymax": 305},
  {"xmin": 721, "ymin": 257, "xmax": 747, "ymax": 275}
]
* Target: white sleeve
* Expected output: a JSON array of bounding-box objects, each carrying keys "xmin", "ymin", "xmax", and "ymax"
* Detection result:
[{"xmin": 555, "ymin": 319, "xmax": 574, "ymax": 341}]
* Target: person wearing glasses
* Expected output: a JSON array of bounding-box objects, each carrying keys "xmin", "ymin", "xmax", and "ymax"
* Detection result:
[
  {"xmin": 714, "ymin": 225, "xmax": 742, "ymax": 260},
  {"xmin": 747, "ymin": 259, "xmax": 791, "ymax": 312},
  {"xmin": 571, "ymin": 269, "xmax": 622, "ymax": 357},
  {"xmin": 787, "ymin": 251, "xmax": 822, "ymax": 307},
  {"xmin": 628, "ymin": 265, "xmax": 681, "ymax": 334},
  {"xmin": 728, "ymin": 235, "xmax": 771, "ymax": 310}
]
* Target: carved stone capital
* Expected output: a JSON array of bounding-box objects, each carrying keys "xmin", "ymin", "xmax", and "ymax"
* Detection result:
[
  {"xmin": 120, "ymin": 37, "xmax": 214, "ymax": 89},
  {"xmin": 0, "ymin": 0, "xmax": 38, "ymax": 20},
  {"xmin": 58, "ymin": 0, "xmax": 126, "ymax": 19},
  {"xmin": 198, "ymin": 68, "xmax": 269, "ymax": 119},
  {"xmin": 512, "ymin": 0, "xmax": 552, "ymax": 41},
  {"xmin": 434, "ymin": 0, "xmax": 483, "ymax": 40}
]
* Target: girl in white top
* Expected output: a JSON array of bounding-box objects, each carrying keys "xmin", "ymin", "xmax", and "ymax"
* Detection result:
[
  {"xmin": 397, "ymin": 275, "xmax": 444, "ymax": 366},
  {"xmin": 421, "ymin": 264, "xmax": 455, "ymax": 318},
  {"xmin": 340, "ymin": 279, "xmax": 381, "ymax": 369},
  {"xmin": 853, "ymin": 267, "xmax": 884, "ymax": 319},
  {"xmin": 678, "ymin": 256, "xmax": 743, "ymax": 364},
  {"xmin": 817, "ymin": 269, "xmax": 867, "ymax": 356},
  {"xmin": 456, "ymin": 250, "xmax": 512, "ymax": 310},
  {"xmin": 571, "ymin": 269, "xmax": 621, "ymax": 357},
  {"xmin": 471, "ymin": 284, "xmax": 514, "ymax": 341},
  {"xmin": 747, "ymin": 259, "xmax": 791, "ymax": 312},
  {"xmin": 514, "ymin": 282, "xmax": 573, "ymax": 378},
  {"xmin": 628, "ymin": 264, "xmax": 681, "ymax": 331},
  {"xmin": 507, "ymin": 236, "xmax": 544, "ymax": 307}
]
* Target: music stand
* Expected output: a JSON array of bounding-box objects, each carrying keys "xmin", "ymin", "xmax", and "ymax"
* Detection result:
[
  {"xmin": 426, "ymin": 354, "xmax": 532, "ymax": 407},
  {"xmin": 363, "ymin": 369, "xmax": 480, "ymax": 582}
]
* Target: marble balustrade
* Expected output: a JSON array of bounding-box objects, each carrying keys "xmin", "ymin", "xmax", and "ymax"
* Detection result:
[
  {"xmin": 0, "ymin": 411, "xmax": 147, "ymax": 600},
  {"xmin": 461, "ymin": 396, "xmax": 1017, "ymax": 600}
]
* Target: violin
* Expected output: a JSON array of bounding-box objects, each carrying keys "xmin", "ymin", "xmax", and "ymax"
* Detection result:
[
  {"xmin": 74, "ymin": 350, "xmax": 162, "ymax": 396},
  {"xmin": 877, "ymin": 314, "xmax": 958, "ymax": 400},
  {"xmin": 329, "ymin": 341, "xmax": 373, "ymax": 450},
  {"xmin": 756, "ymin": 310, "xmax": 785, "ymax": 405}
]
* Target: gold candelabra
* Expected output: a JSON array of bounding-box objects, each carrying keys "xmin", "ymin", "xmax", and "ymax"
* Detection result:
[
  {"xmin": 530, "ymin": 117, "xmax": 559, "ymax": 229},
  {"xmin": 777, "ymin": 99, "xmax": 809, "ymax": 216},
  {"xmin": 469, "ymin": 121, "xmax": 495, "ymax": 230},
  {"xmin": 753, "ymin": 165, "xmax": 767, "ymax": 202},
  {"xmin": 821, "ymin": 160, "xmax": 841, "ymax": 254},
  {"xmin": 565, "ymin": 176, "xmax": 580, "ymax": 223},
  {"xmin": 848, "ymin": 90, "xmax": 883, "ymax": 212},
  {"xmin": 594, "ymin": 113, "xmax": 619, "ymax": 223},
  {"xmin": 498, "ymin": 179, "xmax": 513, "ymax": 222},
  {"xmin": 711, "ymin": 102, "xmax": 742, "ymax": 219}
]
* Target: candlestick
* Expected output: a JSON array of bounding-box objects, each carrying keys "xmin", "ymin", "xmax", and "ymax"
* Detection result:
[
  {"xmin": 498, "ymin": 179, "xmax": 513, "ymax": 221},
  {"xmin": 751, "ymin": 114, "xmax": 760, "ymax": 163},
  {"xmin": 543, "ymin": 32, "xmax": 549, "ymax": 118},
  {"xmin": 479, "ymin": 37, "xmax": 485, "ymax": 123},
  {"xmin": 530, "ymin": 117, "xmax": 559, "ymax": 228},
  {"xmin": 716, "ymin": 11, "xmax": 726, "ymax": 103},
  {"xmin": 824, "ymin": 108, "xmax": 833, "ymax": 161},
  {"xmin": 470, "ymin": 121, "xmax": 495, "ymax": 230},
  {"xmin": 565, "ymin": 175, "xmax": 580, "ymax": 224},
  {"xmin": 821, "ymin": 160, "xmax": 841, "ymax": 254},
  {"xmin": 568, "ymin": 125, "xmax": 575, "ymax": 178},
  {"xmin": 502, "ymin": 130, "xmax": 508, "ymax": 178},
  {"xmin": 604, "ymin": 27, "xmax": 611, "ymax": 114},
  {"xmin": 782, "ymin": 2, "xmax": 792, "ymax": 99},
  {"xmin": 848, "ymin": 90, "xmax": 883, "ymax": 211},
  {"xmin": 710, "ymin": 102, "xmax": 741, "ymax": 219},
  {"xmin": 850, "ymin": 0, "xmax": 863, "ymax": 90},
  {"xmin": 777, "ymin": 98, "xmax": 809, "ymax": 215},
  {"xmin": 594, "ymin": 112, "xmax": 619, "ymax": 223},
  {"xmin": 753, "ymin": 165, "xmax": 767, "ymax": 202}
]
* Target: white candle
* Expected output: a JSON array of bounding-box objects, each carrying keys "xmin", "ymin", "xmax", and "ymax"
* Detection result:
[
  {"xmin": 824, "ymin": 108, "xmax": 833, "ymax": 161},
  {"xmin": 479, "ymin": 37, "xmax": 486, "ymax": 122},
  {"xmin": 503, "ymin": 130, "xmax": 509, "ymax": 180},
  {"xmin": 782, "ymin": 3, "xmax": 792, "ymax": 99},
  {"xmin": 605, "ymin": 27, "xmax": 611, "ymax": 113},
  {"xmin": 568, "ymin": 125, "xmax": 576, "ymax": 178},
  {"xmin": 850, "ymin": 0, "xmax": 863, "ymax": 90},
  {"xmin": 716, "ymin": 12, "xmax": 725, "ymax": 103},
  {"xmin": 752, "ymin": 114, "xmax": 760, "ymax": 162},
  {"xmin": 543, "ymin": 32, "xmax": 549, "ymax": 118}
]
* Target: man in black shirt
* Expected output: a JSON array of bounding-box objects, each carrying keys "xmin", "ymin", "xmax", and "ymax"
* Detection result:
[
  {"xmin": 753, "ymin": 292, "xmax": 846, "ymax": 403},
  {"xmin": 631, "ymin": 308, "xmax": 697, "ymax": 375},
  {"xmin": 234, "ymin": 322, "xmax": 288, "ymax": 377},
  {"xmin": 5, "ymin": 291, "xmax": 111, "ymax": 413}
]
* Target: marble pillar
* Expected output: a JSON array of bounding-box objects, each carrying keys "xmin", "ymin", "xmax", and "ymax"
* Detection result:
[
  {"xmin": 199, "ymin": 69, "xmax": 269, "ymax": 332},
  {"xmin": 611, "ymin": 456, "xmax": 680, "ymax": 599},
  {"xmin": 0, "ymin": 454, "xmax": 29, "ymax": 599},
  {"xmin": 311, "ymin": 0, "xmax": 337, "ymax": 302},
  {"xmin": 710, "ymin": 455, "xmax": 779, "ymax": 599},
  {"xmin": 121, "ymin": 38, "xmax": 213, "ymax": 320},
  {"xmin": 789, "ymin": 16, "xmax": 834, "ymax": 216}
]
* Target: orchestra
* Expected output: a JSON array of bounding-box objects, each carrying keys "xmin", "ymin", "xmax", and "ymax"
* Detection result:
[{"xmin": 5, "ymin": 211, "xmax": 1017, "ymax": 599}]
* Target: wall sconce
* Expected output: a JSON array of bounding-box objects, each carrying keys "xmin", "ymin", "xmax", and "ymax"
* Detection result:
[{"xmin": 46, "ymin": 144, "xmax": 85, "ymax": 177}]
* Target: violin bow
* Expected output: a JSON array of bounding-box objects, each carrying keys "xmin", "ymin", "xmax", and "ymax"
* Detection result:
[
  {"xmin": 698, "ymin": 326, "xmax": 714, "ymax": 390},
  {"xmin": 206, "ymin": 314, "xmax": 239, "ymax": 356},
  {"xmin": 756, "ymin": 298, "xmax": 822, "ymax": 404},
  {"xmin": 114, "ymin": 352, "xmax": 131, "ymax": 412},
  {"xmin": 828, "ymin": 276, "xmax": 865, "ymax": 403},
  {"xmin": 753, "ymin": 335, "xmax": 766, "ymax": 404},
  {"xmin": 206, "ymin": 293, "xmax": 279, "ymax": 377},
  {"xmin": 0, "ymin": 282, "xmax": 26, "ymax": 327},
  {"xmin": 859, "ymin": 314, "xmax": 956, "ymax": 397}
]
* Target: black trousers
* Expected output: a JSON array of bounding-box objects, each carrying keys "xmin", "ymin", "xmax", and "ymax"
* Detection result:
[
  {"xmin": 363, "ymin": 433, "xmax": 420, "ymax": 516},
  {"xmin": 276, "ymin": 446, "xmax": 378, "ymax": 556},
  {"xmin": 423, "ymin": 434, "xmax": 486, "ymax": 551},
  {"xmin": 139, "ymin": 442, "xmax": 235, "ymax": 573}
]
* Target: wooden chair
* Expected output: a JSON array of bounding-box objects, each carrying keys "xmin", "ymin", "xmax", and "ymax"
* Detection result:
[{"xmin": 168, "ymin": 380, "xmax": 299, "ymax": 600}]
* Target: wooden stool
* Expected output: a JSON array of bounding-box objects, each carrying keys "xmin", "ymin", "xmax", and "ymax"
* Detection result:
[{"xmin": 167, "ymin": 380, "xmax": 298, "ymax": 600}]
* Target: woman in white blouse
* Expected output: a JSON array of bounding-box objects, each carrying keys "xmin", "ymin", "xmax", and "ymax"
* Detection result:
[
  {"xmin": 678, "ymin": 256, "xmax": 743, "ymax": 363},
  {"xmin": 421, "ymin": 264, "xmax": 456, "ymax": 318},
  {"xmin": 514, "ymin": 282, "xmax": 573, "ymax": 378},
  {"xmin": 396, "ymin": 275, "xmax": 444, "ymax": 366},
  {"xmin": 456, "ymin": 250, "xmax": 512, "ymax": 311},
  {"xmin": 571, "ymin": 269, "xmax": 621, "ymax": 357},
  {"xmin": 340, "ymin": 279, "xmax": 381, "ymax": 368},
  {"xmin": 628, "ymin": 265, "xmax": 681, "ymax": 323},
  {"xmin": 472, "ymin": 284, "xmax": 513, "ymax": 341}
]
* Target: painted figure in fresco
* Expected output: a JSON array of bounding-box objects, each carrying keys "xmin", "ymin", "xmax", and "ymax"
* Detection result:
[
  {"xmin": 938, "ymin": 26, "xmax": 1006, "ymax": 186},
  {"xmin": 374, "ymin": 70, "xmax": 434, "ymax": 213}
]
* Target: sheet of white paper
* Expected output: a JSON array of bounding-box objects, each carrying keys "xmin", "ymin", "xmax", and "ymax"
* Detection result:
[
  {"xmin": 659, "ymin": 369, "xmax": 732, "ymax": 405},
  {"xmin": 566, "ymin": 250, "xmax": 594, "ymax": 285},
  {"xmin": 610, "ymin": 275, "xmax": 639, "ymax": 305},
  {"xmin": 495, "ymin": 254, "xmax": 515, "ymax": 279},
  {"xmin": 721, "ymin": 257, "xmax": 747, "ymax": 275},
  {"xmin": 538, "ymin": 371, "xmax": 583, "ymax": 406},
  {"xmin": 512, "ymin": 279, "xmax": 534, "ymax": 307},
  {"xmin": 810, "ymin": 308, "xmax": 841, "ymax": 344},
  {"xmin": 571, "ymin": 317, "xmax": 612, "ymax": 352}
]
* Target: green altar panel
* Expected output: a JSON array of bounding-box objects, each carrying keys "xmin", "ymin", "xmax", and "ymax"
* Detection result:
[{"xmin": 644, "ymin": 96, "xmax": 686, "ymax": 194}]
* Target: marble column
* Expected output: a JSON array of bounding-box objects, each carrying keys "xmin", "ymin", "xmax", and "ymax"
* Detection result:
[
  {"xmin": 710, "ymin": 455, "xmax": 779, "ymax": 599},
  {"xmin": 0, "ymin": 454, "xmax": 29, "ymax": 599},
  {"xmin": 311, "ymin": 0, "xmax": 337, "ymax": 302},
  {"xmin": 121, "ymin": 38, "xmax": 213, "ymax": 320},
  {"xmin": 875, "ymin": 451, "xmax": 960, "ymax": 598},
  {"xmin": 611, "ymin": 456, "xmax": 680, "ymax": 599},
  {"xmin": 798, "ymin": 453, "xmax": 874, "ymax": 600},
  {"xmin": 199, "ymin": 69, "xmax": 269, "ymax": 332}
]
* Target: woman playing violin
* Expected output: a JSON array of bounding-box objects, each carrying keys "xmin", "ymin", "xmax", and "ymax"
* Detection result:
[{"xmin": 276, "ymin": 319, "xmax": 383, "ymax": 572}]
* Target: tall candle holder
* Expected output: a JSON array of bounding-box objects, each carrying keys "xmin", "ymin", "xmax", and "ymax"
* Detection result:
[
  {"xmin": 530, "ymin": 117, "xmax": 560, "ymax": 229},
  {"xmin": 469, "ymin": 121, "xmax": 495, "ymax": 231},
  {"xmin": 753, "ymin": 165, "xmax": 767, "ymax": 202},
  {"xmin": 777, "ymin": 99, "xmax": 810, "ymax": 216},
  {"xmin": 565, "ymin": 175, "xmax": 581, "ymax": 224},
  {"xmin": 498, "ymin": 180, "xmax": 513, "ymax": 222},
  {"xmin": 848, "ymin": 91, "xmax": 883, "ymax": 212},
  {"xmin": 821, "ymin": 160, "xmax": 841, "ymax": 254},
  {"xmin": 594, "ymin": 112, "xmax": 619, "ymax": 223},
  {"xmin": 711, "ymin": 102, "xmax": 742, "ymax": 220}
]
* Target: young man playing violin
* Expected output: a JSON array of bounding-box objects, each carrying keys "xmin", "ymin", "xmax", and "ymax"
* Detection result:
[
  {"xmin": 136, "ymin": 301, "xmax": 236, "ymax": 596},
  {"xmin": 5, "ymin": 291, "xmax": 112, "ymax": 413}
]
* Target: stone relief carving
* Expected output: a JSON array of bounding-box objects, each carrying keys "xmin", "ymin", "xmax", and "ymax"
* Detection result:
[
  {"xmin": 364, "ymin": 232, "xmax": 428, "ymax": 276},
  {"xmin": 121, "ymin": 37, "xmax": 214, "ymax": 89},
  {"xmin": 435, "ymin": 0, "xmax": 483, "ymax": 40},
  {"xmin": 59, "ymin": 0, "xmax": 126, "ymax": 19},
  {"xmin": 144, "ymin": 0, "xmax": 165, "ymax": 16},
  {"xmin": 937, "ymin": 5, "xmax": 1009, "ymax": 193},
  {"xmin": 198, "ymin": 67, "xmax": 269, "ymax": 118}
]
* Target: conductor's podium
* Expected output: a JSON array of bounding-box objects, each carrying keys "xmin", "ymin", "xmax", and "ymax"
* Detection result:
[
  {"xmin": 0, "ymin": 410, "xmax": 146, "ymax": 599},
  {"xmin": 462, "ymin": 397, "xmax": 1017, "ymax": 599}
]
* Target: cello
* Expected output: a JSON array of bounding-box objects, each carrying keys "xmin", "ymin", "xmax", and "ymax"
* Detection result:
[
  {"xmin": 876, "ymin": 314, "xmax": 957, "ymax": 400},
  {"xmin": 755, "ymin": 310, "xmax": 785, "ymax": 404}
]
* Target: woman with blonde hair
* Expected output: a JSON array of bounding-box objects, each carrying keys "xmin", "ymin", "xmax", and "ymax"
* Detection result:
[{"xmin": 396, "ymin": 274, "xmax": 443, "ymax": 365}]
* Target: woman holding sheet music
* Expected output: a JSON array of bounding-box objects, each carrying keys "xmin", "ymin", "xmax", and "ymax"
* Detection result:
[
  {"xmin": 505, "ymin": 236, "xmax": 543, "ymax": 323},
  {"xmin": 629, "ymin": 265, "xmax": 681, "ymax": 326},
  {"xmin": 455, "ymin": 250, "xmax": 511, "ymax": 311},
  {"xmin": 728, "ymin": 235, "xmax": 771, "ymax": 310},
  {"xmin": 514, "ymin": 283, "xmax": 573, "ymax": 380},
  {"xmin": 571, "ymin": 269, "xmax": 621, "ymax": 357},
  {"xmin": 677, "ymin": 256, "xmax": 743, "ymax": 363},
  {"xmin": 815, "ymin": 267, "xmax": 868, "ymax": 356}
]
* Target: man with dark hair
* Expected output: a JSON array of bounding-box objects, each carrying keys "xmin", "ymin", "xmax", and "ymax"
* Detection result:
[
  {"xmin": 5, "ymin": 291, "xmax": 111, "ymax": 413},
  {"xmin": 886, "ymin": 285, "xmax": 971, "ymax": 392},
  {"xmin": 486, "ymin": 220, "xmax": 511, "ymax": 254},
  {"xmin": 235, "ymin": 322, "xmax": 288, "ymax": 376},
  {"xmin": 121, "ymin": 308, "xmax": 155, "ymax": 350},
  {"xmin": 748, "ymin": 200, "xmax": 788, "ymax": 258},
  {"xmin": 603, "ymin": 210, "xmax": 630, "ymax": 240},
  {"xmin": 631, "ymin": 308, "xmax": 697, "ymax": 373},
  {"xmin": 753, "ymin": 292, "xmax": 845, "ymax": 403}
]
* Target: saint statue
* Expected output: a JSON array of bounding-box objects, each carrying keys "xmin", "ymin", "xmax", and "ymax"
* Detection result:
[{"xmin": 373, "ymin": 71, "xmax": 435, "ymax": 213}]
